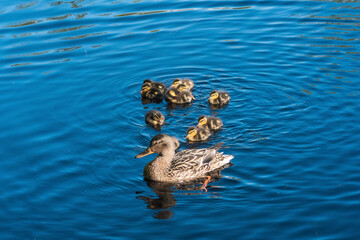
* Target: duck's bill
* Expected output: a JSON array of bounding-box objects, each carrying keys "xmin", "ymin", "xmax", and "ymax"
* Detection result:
[{"xmin": 135, "ymin": 148, "xmax": 153, "ymax": 158}]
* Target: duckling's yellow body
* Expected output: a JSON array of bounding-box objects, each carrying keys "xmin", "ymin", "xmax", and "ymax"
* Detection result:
[
  {"xmin": 186, "ymin": 126, "xmax": 211, "ymax": 142},
  {"xmin": 208, "ymin": 90, "xmax": 230, "ymax": 105},
  {"xmin": 197, "ymin": 115, "xmax": 223, "ymax": 131}
]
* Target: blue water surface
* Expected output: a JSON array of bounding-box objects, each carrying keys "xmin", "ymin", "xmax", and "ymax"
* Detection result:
[{"xmin": 1, "ymin": 0, "xmax": 360, "ymax": 239}]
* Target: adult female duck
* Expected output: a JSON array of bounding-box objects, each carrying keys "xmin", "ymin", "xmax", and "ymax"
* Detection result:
[{"xmin": 135, "ymin": 134, "xmax": 233, "ymax": 190}]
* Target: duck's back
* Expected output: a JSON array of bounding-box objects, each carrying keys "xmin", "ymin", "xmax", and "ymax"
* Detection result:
[{"xmin": 168, "ymin": 145, "xmax": 233, "ymax": 181}]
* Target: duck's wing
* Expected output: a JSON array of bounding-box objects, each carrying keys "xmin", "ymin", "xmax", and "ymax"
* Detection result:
[{"xmin": 170, "ymin": 147, "xmax": 217, "ymax": 172}]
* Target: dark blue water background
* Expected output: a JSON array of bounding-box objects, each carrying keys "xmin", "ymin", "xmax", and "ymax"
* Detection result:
[{"xmin": 1, "ymin": 0, "xmax": 360, "ymax": 239}]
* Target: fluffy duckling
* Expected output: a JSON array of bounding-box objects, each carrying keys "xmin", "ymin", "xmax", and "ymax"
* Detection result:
[
  {"xmin": 185, "ymin": 126, "xmax": 211, "ymax": 142},
  {"xmin": 165, "ymin": 87, "xmax": 180, "ymax": 103},
  {"xmin": 182, "ymin": 78, "xmax": 194, "ymax": 91},
  {"xmin": 169, "ymin": 78, "xmax": 182, "ymax": 90},
  {"xmin": 169, "ymin": 78, "xmax": 194, "ymax": 91},
  {"xmin": 140, "ymin": 84, "xmax": 164, "ymax": 102},
  {"xmin": 145, "ymin": 110, "xmax": 165, "ymax": 128},
  {"xmin": 143, "ymin": 79, "xmax": 166, "ymax": 94},
  {"xmin": 208, "ymin": 90, "xmax": 230, "ymax": 106},
  {"xmin": 165, "ymin": 84, "xmax": 195, "ymax": 104},
  {"xmin": 197, "ymin": 115, "xmax": 223, "ymax": 131}
]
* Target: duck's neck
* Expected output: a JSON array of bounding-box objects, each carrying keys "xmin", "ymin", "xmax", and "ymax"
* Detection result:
[
  {"xmin": 155, "ymin": 147, "xmax": 175, "ymax": 167},
  {"xmin": 146, "ymin": 147, "xmax": 176, "ymax": 181}
]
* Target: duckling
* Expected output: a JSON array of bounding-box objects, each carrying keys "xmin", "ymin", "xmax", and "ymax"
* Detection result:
[
  {"xmin": 142, "ymin": 79, "xmax": 166, "ymax": 94},
  {"xmin": 140, "ymin": 84, "xmax": 164, "ymax": 102},
  {"xmin": 197, "ymin": 115, "xmax": 223, "ymax": 131},
  {"xmin": 182, "ymin": 78, "xmax": 194, "ymax": 91},
  {"xmin": 169, "ymin": 78, "xmax": 182, "ymax": 90},
  {"xmin": 165, "ymin": 87, "xmax": 180, "ymax": 103},
  {"xmin": 208, "ymin": 90, "xmax": 230, "ymax": 106},
  {"xmin": 169, "ymin": 78, "xmax": 194, "ymax": 91},
  {"xmin": 145, "ymin": 110, "xmax": 165, "ymax": 128},
  {"xmin": 185, "ymin": 126, "xmax": 211, "ymax": 142},
  {"xmin": 165, "ymin": 84, "xmax": 194, "ymax": 104}
]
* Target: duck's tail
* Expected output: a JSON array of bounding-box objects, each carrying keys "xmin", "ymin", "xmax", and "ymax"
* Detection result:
[{"xmin": 209, "ymin": 142, "xmax": 224, "ymax": 151}]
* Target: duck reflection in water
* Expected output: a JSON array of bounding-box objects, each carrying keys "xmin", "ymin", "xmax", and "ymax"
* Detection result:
[{"xmin": 136, "ymin": 166, "xmax": 231, "ymax": 219}]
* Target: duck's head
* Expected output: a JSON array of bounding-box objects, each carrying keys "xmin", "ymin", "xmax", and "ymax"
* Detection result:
[
  {"xmin": 135, "ymin": 134, "xmax": 178, "ymax": 158},
  {"xmin": 173, "ymin": 78, "xmax": 182, "ymax": 87},
  {"xmin": 140, "ymin": 84, "xmax": 151, "ymax": 93},
  {"xmin": 177, "ymin": 84, "xmax": 187, "ymax": 92},
  {"xmin": 198, "ymin": 115, "xmax": 208, "ymax": 126},
  {"xmin": 210, "ymin": 90, "xmax": 219, "ymax": 100},
  {"xmin": 152, "ymin": 111, "xmax": 165, "ymax": 125},
  {"xmin": 186, "ymin": 126, "xmax": 197, "ymax": 140}
]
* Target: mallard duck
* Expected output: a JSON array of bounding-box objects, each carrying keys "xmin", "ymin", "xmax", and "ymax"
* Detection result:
[
  {"xmin": 208, "ymin": 90, "xmax": 230, "ymax": 105},
  {"xmin": 140, "ymin": 84, "xmax": 164, "ymax": 102},
  {"xmin": 185, "ymin": 126, "xmax": 211, "ymax": 142},
  {"xmin": 165, "ymin": 84, "xmax": 194, "ymax": 104},
  {"xmin": 135, "ymin": 134, "xmax": 233, "ymax": 189},
  {"xmin": 197, "ymin": 115, "xmax": 223, "ymax": 131},
  {"xmin": 145, "ymin": 110, "xmax": 165, "ymax": 127},
  {"xmin": 143, "ymin": 79, "xmax": 166, "ymax": 94}
]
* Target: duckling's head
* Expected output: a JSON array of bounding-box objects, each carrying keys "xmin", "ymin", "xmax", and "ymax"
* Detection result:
[
  {"xmin": 198, "ymin": 115, "xmax": 208, "ymax": 126},
  {"xmin": 135, "ymin": 134, "xmax": 177, "ymax": 158},
  {"xmin": 152, "ymin": 111, "xmax": 165, "ymax": 125},
  {"xmin": 210, "ymin": 90, "xmax": 219, "ymax": 99},
  {"xmin": 185, "ymin": 126, "xmax": 197, "ymax": 140},
  {"xmin": 143, "ymin": 79, "xmax": 152, "ymax": 85},
  {"xmin": 140, "ymin": 84, "xmax": 151, "ymax": 93},
  {"xmin": 173, "ymin": 78, "xmax": 182, "ymax": 87},
  {"xmin": 177, "ymin": 84, "xmax": 187, "ymax": 92}
]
